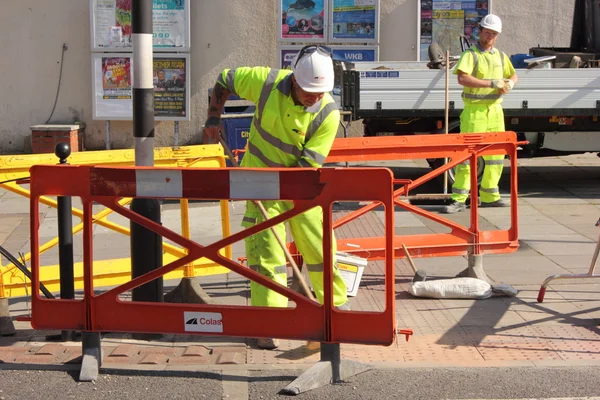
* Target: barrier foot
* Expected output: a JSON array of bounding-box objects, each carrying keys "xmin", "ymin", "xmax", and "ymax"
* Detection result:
[
  {"xmin": 164, "ymin": 277, "xmax": 214, "ymax": 304},
  {"xmin": 79, "ymin": 332, "xmax": 101, "ymax": 382},
  {"xmin": 0, "ymin": 298, "xmax": 16, "ymax": 336},
  {"xmin": 281, "ymin": 343, "xmax": 371, "ymax": 395},
  {"xmin": 457, "ymin": 253, "xmax": 490, "ymax": 283}
]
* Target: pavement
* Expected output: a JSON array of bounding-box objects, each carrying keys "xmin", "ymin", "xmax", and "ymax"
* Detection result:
[{"xmin": 2, "ymin": 153, "xmax": 600, "ymax": 374}]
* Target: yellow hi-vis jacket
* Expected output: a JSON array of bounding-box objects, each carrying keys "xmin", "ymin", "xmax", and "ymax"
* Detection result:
[
  {"xmin": 453, "ymin": 44, "xmax": 516, "ymax": 106},
  {"xmin": 217, "ymin": 67, "xmax": 340, "ymax": 168}
]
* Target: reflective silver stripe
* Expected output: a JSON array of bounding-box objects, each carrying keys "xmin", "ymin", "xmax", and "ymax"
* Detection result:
[
  {"xmin": 459, "ymin": 160, "xmax": 470, "ymax": 166},
  {"xmin": 501, "ymin": 51, "xmax": 505, "ymax": 71},
  {"xmin": 481, "ymin": 187, "xmax": 499, "ymax": 194},
  {"xmin": 467, "ymin": 49, "xmax": 478, "ymax": 76},
  {"xmin": 301, "ymin": 148, "xmax": 326, "ymax": 166},
  {"xmin": 276, "ymin": 74, "xmax": 293, "ymax": 96},
  {"xmin": 297, "ymin": 158, "xmax": 311, "ymax": 167},
  {"xmin": 306, "ymin": 102, "xmax": 338, "ymax": 142},
  {"xmin": 242, "ymin": 216, "xmax": 256, "ymax": 224},
  {"xmin": 307, "ymin": 263, "xmax": 324, "ymax": 272},
  {"xmin": 256, "ymin": 69, "xmax": 280, "ymax": 123},
  {"xmin": 253, "ymin": 117, "xmax": 303, "ymax": 158},
  {"xmin": 463, "ymin": 93, "xmax": 502, "ymax": 100},
  {"xmin": 337, "ymin": 302, "xmax": 351, "ymax": 311},
  {"xmin": 247, "ymin": 142, "xmax": 286, "ymax": 168},
  {"xmin": 250, "ymin": 265, "xmax": 287, "ymax": 275},
  {"xmin": 485, "ymin": 159, "xmax": 504, "ymax": 165},
  {"xmin": 452, "ymin": 188, "xmax": 470, "ymax": 195}
]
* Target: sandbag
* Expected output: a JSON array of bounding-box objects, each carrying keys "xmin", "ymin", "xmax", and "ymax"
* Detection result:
[{"xmin": 408, "ymin": 277, "xmax": 492, "ymax": 299}]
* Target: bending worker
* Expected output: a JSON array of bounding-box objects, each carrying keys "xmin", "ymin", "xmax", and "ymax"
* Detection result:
[
  {"xmin": 443, "ymin": 14, "xmax": 518, "ymax": 214},
  {"xmin": 203, "ymin": 45, "xmax": 349, "ymax": 350}
]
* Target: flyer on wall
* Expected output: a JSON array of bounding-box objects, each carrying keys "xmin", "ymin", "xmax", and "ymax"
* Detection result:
[
  {"xmin": 153, "ymin": 57, "xmax": 187, "ymax": 118},
  {"xmin": 91, "ymin": 0, "xmax": 189, "ymax": 51},
  {"xmin": 331, "ymin": 0, "xmax": 378, "ymax": 42},
  {"xmin": 102, "ymin": 57, "xmax": 132, "ymax": 99},
  {"xmin": 280, "ymin": 0, "xmax": 326, "ymax": 41},
  {"xmin": 419, "ymin": 0, "xmax": 490, "ymax": 61}
]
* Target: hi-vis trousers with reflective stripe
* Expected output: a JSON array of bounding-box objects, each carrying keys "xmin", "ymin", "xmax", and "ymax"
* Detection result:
[
  {"xmin": 451, "ymin": 103, "xmax": 505, "ymax": 204},
  {"xmin": 241, "ymin": 200, "xmax": 349, "ymax": 309}
]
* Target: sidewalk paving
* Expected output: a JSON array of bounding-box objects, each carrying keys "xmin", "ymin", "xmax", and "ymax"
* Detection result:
[{"xmin": 1, "ymin": 154, "xmax": 600, "ymax": 371}]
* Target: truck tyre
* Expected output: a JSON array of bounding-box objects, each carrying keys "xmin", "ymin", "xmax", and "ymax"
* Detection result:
[{"xmin": 427, "ymin": 157, "xmax": 485, "ymax": 189}]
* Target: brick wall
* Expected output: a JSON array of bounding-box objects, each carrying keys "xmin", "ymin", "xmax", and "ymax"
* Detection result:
[{"xmin": 30, "ymin": 125, "xmax": 85, "ymax": 154}]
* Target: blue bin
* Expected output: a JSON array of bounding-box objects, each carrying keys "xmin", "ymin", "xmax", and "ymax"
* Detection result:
[
  {"xmin": 221, "ymin": 116, "xmax": 252, "ymax": 166},
  {"xmin": 510, "ymin": 53, "xmax": 534, "ymax": 69},
  {"xmin": 208, "ymin": 89, "xmax": 254, "ymax": 166}
]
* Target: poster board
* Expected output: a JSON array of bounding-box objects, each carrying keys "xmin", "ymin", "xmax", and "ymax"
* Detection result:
[
  {"xmin": 92, "ymin": 53, "xmax": 191, "ymax": 121},
  {"xmin": 329, "ymin": 0, "xmax": 380, "ymax": 43},
  {"xmin": 278, "ymin": 45, "xmax": 379, "ymax": 69},
  {"xmin": 278, "ymin": 0, "xmax": 328, "ymax": 43},
  {"xmin": 90, "ymin": 0, "xmax": 191, "ymax": 52},
  {"xmin": 418, "ymin": 0, "xmax": 491, "ymax": 61}
]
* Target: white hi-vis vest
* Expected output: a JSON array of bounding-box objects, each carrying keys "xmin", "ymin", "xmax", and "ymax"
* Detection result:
[{"xmin": 217, "ymin": 67, "xmax": 340, "ymax": 168}]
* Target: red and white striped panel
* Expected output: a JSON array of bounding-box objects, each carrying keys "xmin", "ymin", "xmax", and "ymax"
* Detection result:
[{"xmin": 89, "ymin": 168, "xmax": 322, "ymax": 200}]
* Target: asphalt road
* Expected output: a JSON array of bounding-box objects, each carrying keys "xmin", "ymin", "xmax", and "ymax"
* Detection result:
[{"xmin": 2, "ymin": 366, "xmax": 600, "ymax": 399}]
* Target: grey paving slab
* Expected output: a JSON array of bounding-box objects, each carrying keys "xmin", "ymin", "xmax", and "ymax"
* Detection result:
[{"xmin": 522, "ymin": 234, "xmax": 597, "ymax": 256}]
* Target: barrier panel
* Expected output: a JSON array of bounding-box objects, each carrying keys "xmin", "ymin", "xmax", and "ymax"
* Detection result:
[
  {"xmin": 325, "ymin": 131, "xmax": 522, "ymax": 262},
  {"xmin": 0, "ymin": 145, "xmax": 232, "ymax": 299},
  {"xmin": 29, "ymin": 165, "xmax": 396, "ymax": 345}
]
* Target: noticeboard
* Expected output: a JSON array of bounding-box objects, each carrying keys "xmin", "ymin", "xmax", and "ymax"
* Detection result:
[
  {"xmin": 418, "ymin": 0, "xmax": 491, "ymax": 61},
  {"xmin": 90, "ymin": 0, "xmax": 191, "ymax": 52},
  {"xmin": 278, "ymin": 0, "xmax": 328, "ymax": 43},
  {"xmin": 278, "ymin": 45, "xmax": 379, "ymax": 69},
  {"xmin": 329, "ymin": 0, "xmax": 380, "ymax": 43},
  {"xmin": 92, "ymin": 53, "xmax": 190, "ymax": 121}
]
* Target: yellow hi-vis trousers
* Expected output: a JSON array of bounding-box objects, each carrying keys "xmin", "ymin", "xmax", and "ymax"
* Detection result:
[
  {"xmin": 451, "ymin": 103, "xmax": 506, "ymax": 204},
  {"xmin": 241, "ymin": 200, "xmax": 349, "ymax": 309}
]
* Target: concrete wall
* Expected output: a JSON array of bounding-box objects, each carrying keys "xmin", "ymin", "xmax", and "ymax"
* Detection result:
[{"xmin": 0, "ymin": 0, "xmax": 575, "ymax": 154}]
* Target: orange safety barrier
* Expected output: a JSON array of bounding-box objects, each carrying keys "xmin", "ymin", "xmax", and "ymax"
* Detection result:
[
  {"xmin": 325, "ymin": 131, "xmax": 522, "ymax": 260},
  {"xmin": 29, "ymin": 165, "xmax": 396, "ymax": 345}
]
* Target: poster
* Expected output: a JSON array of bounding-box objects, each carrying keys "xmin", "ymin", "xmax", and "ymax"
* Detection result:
[
  {"xmin": 418, "ymin": 0, "xmax": 490, "ymax": 61},
  {"xmin": 279, "ymin": 45, "xmax": 378, "ymax": 69},
  {"xmin": 92, "ymin": 53, "xmax": 190, "ymax": 121},
  {"xmin": 102, "ymin": 57, "xmax": 132, "ymax": 99},
  {"xmin": 90, "ymin": 0, "xmax": 190, "ymax": 51},
  {"xmin": 153, "ymin": 57, "xmax": 187, "ymax": 118},
  {"xmin": 330, "ymin": 0, "xmax": 379, "ymax": 43},
  {"xmin": 279, "ymin": 0, "xmax": 327, "ymax": 42}
]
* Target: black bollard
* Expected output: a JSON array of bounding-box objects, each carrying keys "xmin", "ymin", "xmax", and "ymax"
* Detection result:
[{"xmin": 55, "ymin": 142, "xmax": 77, "ymax": 342}]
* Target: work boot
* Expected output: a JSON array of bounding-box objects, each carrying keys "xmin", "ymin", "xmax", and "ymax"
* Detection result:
[
  {"xmin": 257, "ymin": 338, "xmax": 279, "ymax": 350},
  {"xmin": 442, "ymin": 200, "xmax": 466, "ymax": 214},
  {"xmin": 481, "ymin": 199, "xmax": 509, "ymax": 208}
]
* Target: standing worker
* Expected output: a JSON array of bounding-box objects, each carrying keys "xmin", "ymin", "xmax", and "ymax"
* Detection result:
[
  {"xmin": 443, "ymin": 14, "xmax": 519, "ymax": 214},
  {"xmin": 203, "ymin": 45, "xmax": 350, "ymax": 350}
]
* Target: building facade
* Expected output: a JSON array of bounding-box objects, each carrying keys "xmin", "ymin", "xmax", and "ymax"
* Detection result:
[{"xmin": 0, "ymin": 0, "xmax": 574, "ymax": 153}]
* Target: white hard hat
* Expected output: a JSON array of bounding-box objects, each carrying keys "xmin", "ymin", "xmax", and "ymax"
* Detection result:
[
  {"xmin": 480, "ymin": 14, "xmax": 502, "ymax": 33},
  {"xmin": 292, "ymin": 46, "xmax": 334, "ymax": 93}
]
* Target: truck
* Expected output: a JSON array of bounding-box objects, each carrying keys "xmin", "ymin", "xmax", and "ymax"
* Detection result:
[{"xmin": 335, "ymin": 0, "xmax": 600, "ymax": 182}]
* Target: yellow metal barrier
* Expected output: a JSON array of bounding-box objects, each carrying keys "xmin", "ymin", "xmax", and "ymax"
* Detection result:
[{"xmin": 0, "ymin": 145, "xmax": 232, "ymax": 298}]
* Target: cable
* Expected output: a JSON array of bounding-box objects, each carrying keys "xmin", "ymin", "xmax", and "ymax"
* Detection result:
[
  {"xmin": 44, "ymin": 43, "xmax": 68, "ymax": 125},
  {"xmin": 0, "ymin": 244, "xmax": 54, "ymax": 299},
  {"xmin": 0, "ymin": 176, "xmax": 30, "ymax": 185}
]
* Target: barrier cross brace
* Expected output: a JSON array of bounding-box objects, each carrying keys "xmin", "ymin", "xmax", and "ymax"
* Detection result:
[{"xmin": 29, "ymin": 165, "xmax": 396, "ymax": 346}]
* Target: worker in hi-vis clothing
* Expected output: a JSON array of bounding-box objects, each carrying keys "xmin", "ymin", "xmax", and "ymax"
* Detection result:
[
  {"xmin": 443, "ymin": 14, "xmax": 519, "ymax": 214},
  {"xmin": 203, "ymin": 45, "xmax": 349, "ymax": 350}
]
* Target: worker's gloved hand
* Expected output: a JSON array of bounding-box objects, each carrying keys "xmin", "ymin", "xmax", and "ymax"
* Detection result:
[
  {"xmin": 500, "ymin": 79, "xmax": 515, "ymax": 94},
  {"xmin": 490, "ymin": 79, "xmax": 505, "ymax": 89},
  {"xmin": 203, "ymin": 116, "xmax": 221, "ymax": 144}
]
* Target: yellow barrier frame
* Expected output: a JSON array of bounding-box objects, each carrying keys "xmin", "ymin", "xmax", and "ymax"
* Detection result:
[{"xmin": 0, "ymin": 145, "xmax": 232, "ymax": 298}]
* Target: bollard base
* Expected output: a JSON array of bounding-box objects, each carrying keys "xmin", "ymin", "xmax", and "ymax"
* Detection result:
[
  {"xmin": 0, "ymin": 298, "xmax": 16, "ymax": 336},
  {"xmin": 457, "ymin": 253, "xmax": 490, "ymax": 283},
  {"xmin": 79, "ymin": 332, "xmax": 101, "ymax": 382},
  {"xmin": 164, "ymin": 277, "xmax": 214, "ymax": 304},
  {"xmin": 281, "ymin": 359, "xmax": 372, "ymax": 395}
]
